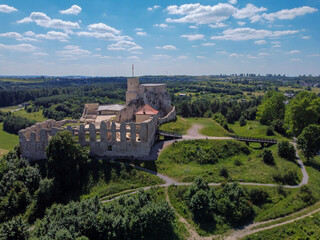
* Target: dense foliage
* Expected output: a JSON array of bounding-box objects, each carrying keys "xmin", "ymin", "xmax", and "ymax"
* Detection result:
[
  {"xmin": 277, "ymin": 141, "xmax": 296, "ymax": 161},
  {"xmin": 3, "ymin": 115, "xmax": 36, "ymax": 134},
  {"xmin": 297, "ymin": 124, "xmax": 320, "ymax": 161},
  {"xmin": 32, "ymin": 190, "xmax": 175, "ymax": 240}
]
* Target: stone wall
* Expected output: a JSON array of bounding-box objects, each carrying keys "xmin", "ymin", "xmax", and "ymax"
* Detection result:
[
  {"xmin": 19, "ymin": 117, "xmax": 158, "ymax": 161},
  {"xmin": 158, "ymin": 106, "xmax": 177, "ymax": 125}
]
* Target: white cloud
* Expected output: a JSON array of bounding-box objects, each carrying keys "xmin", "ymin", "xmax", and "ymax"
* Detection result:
[
  {"xmin": 36, "ymin": 31, "xmax": 70, "ymax": 42},
  {"xmin": 56, "ymin": 45, "xmax": 91, "ymax": 60},
  {"xmin": 258, "ymin": 52, "xmax": 271, "ymax": 56},
  {"xmin": 197, "ymin": 56, "xmax": 206, "ymax": 59},
  {"xmin": 135, "ymin": 28, "xmax": 143, "ymax": 31},
  {"xmin": 24, "ymin": 31, "xmax": 36, "ymax": 37},
  {"xmin": 286, "ymin": 50, "xmax": 301, "ymax": 54},
  {"xmin": 189, "ymin": 25, "xmax": 199, "ymax": 29},
  {"xmin": 209, "ymin": 22, "xmax": 228, "ymax": 28},
  {"xmin": 271, "ymin": 41, "xmax": 281, "ymax": 44},
  {"xmin": 229, "ymin": 53, "xmax": 243, "ymax": 57},
  {"xmin": 148, "ymin": 5, "xmax": 160, "ymax": 11},
  {"xmin": 107, "ymin": 41, "xmax": 142, "ymax": 51},
  {"xmin": 0, "ymin": 4, "xmax": 17, "ymax": 13},
  {"xmin": 233, "ymin": 4, "xmax": 267, "ymax": 19},
  {"xmin": 272, "ymin": 44, "xmax": 281, "ymax": 48},
  {"xmin": 181, "ymin": 34, "xmax": 204, "ymax": 41},
  {"xmin": 291, "ymin": 58, "xmax": 302, "ymax": 62},
  {"xmin": 136, "ymin": 31, "xmax": 147, "ymax": 36},
  {"xmin": 33, "ymin": 52, "xmax": 48, "ymax": 56},
  {"xmin": 202, "ymin": 43, "xmax": 215, "ymax": 46},
  {"xmin": 247, "ymin": 54, "xmax": 258, "ymax": 59},
  {"xmin": 308, "ymin": 54, "xmax": 320, "ymax": 57},
  {"xmin": 60, "ymin": 5, "xmax": 82, "ymax": 15},
  {"xmin": 17, "ymin": 12, "xmax": 80, "ymax": 30},
  {"xmin": 156, "ymin": 45, "xmax": 177, "ymax": 50},
  {"xmin": 254, "ymin": 40, "xmax": 266, "ymax": 45},
  {"xmin": 237, "ymin": 21, "xmax": 246, "ymax": 26},
  {"xmin": 166, "ymin": 3, "xmax": 236, "ymax": 24},
  {"xmin": 211, "ymin": 28, "xmax": 298, "ymax": 41},
  {"xmin": 177, "ymin": 55, "xmax": 188, "ymax": 59},
  {"xmin": 153, "ymin": 23, "xmax": 169, "ymax": 28},
  {"xmin": 301, "ymin": 36, "xmax": 310, "ymax": 39},
  {"xmin": 127, "ymin": 56, "xmax": 139, "ymax": 60},
  {"xmin": 0, "ymin": 32, "xmax": 38, "ymax": 42},
  {"xmin": 152, "ymin": 54, "xmax": 171, "ymax": 59},
  {"xmin": 87, "ymin": 23, "xmax": 120, "ymax": 34},
  {"xmin": 0, "ymin": 43, "xmax": 36, "ymax": 52},
  {"xmin": 229, "ymin": 0, "xmax": 237, "ymax": 5},
  {"xmin": 261, "ymin": 6, "xmax": 318, "ymax": 22}
]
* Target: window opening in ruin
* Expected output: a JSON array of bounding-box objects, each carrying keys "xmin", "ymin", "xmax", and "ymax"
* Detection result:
[
  {"xmin": 136, "ymin": 133, "xmax": 140, "ymax": 142},
  {"xmin": 108, "ymin": 145, "xmax": 112, "ymax": 151}
]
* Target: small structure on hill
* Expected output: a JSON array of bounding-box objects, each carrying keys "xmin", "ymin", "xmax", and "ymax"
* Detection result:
[{"xmin": 135, "ymin": 104, "xmax": 159, "ymax": 123}]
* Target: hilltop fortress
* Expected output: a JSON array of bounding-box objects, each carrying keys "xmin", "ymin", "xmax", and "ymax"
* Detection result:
[{"xmin": 18, "ymin": 77, "xmax": 176, "ymax": 161}]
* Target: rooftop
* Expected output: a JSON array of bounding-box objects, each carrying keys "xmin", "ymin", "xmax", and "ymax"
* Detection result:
[
  {"xmin": 135, "ymin": 104, "xmax": 159, "ymax": 115},
  {"xmin": 96, "ymin": 104, "xmax": 125, "ymax": 112}
]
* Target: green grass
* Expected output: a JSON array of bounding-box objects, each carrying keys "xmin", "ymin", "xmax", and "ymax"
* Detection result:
[
  {"xmin": 81, "ymin": 167, "xmax": 164, "ymax": 200},
  {"xmin": 242, "ymin": 211, "xmax": 320, "ymax": 240},
  {"xmin": 0, "ymin": 123, "xmax": 19, "ymax": 152},
  {"xmin": 0, "ymin": 78, "xmax": 47, "ymax": 83},
  {"xmin": 12, "ymin": 109, "xmax": 47, "ymax": 122},
  {"xmin": 0, "ymin": 105, "xmax": 19, "ymax": 112},
  {"xmin": 188, "ymin": 118, "xmax": 229, "ymax": 137},
  {"xmin": 156, "ymin": 139, "xmax": 302, "ymax": 184},
  {"xmin": 230, "ymin": 120, "xmax": 289, "ymax": 141},
  {"xmin": 168, "ymin": 184, "xmax": 313, "ymax": 237},
  {"xmin": 159, "ymin": 116, "xmax": 192, "ymax": 134}
]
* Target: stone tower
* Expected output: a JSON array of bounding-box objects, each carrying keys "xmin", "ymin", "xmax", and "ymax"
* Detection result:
[{"xmin": 126, "ymin": 77, "xmax": 139, "ymax": 105}]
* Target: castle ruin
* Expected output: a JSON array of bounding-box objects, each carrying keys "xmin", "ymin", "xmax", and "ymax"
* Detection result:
[{"xmin": 19, "ymin": 77, "xmax": 176, "ymax": 161}]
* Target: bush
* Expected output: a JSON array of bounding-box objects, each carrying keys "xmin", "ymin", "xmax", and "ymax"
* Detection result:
[
  {"xmin": 272, "ymin": 119, "xmax": 285, "ymax": 134},
  {"xmin": 213, "ymin": 113, "xmax": 231, "ymax": 132},
  {"xmin": 277, "ymin": 141, "xmax": 296, "ymax": 161},
  {"xmin": 3, "ymin": 115, "xmax": 36, "ymax": 134},
  {"xmin": 266, "ymin": 126, "xmax": 274, "ymax": 136},
  {"xmin": 273, "ymin": 170, "xmax": 298, "ymax": 185},
  {"xmin": 299, "ymin": 185, "xmax": 315, "ymax": 204},
  {"xmin": 219, "ymin": 167, "xmax": 229, "ymax": 178},
  {"xmin": 234, "ymin": 159, "xmax": 243, "ymax": 166},
  {"xmin": 249, "ymin": 189, "xmax": 270, "ymax": 206},
  {"xmin": 239, "ymin": 116, "xmax": 247, "ymax": 127},
  {"xmin": 262, "ymin": 149, "xmax": 275, "ymax": 165}
]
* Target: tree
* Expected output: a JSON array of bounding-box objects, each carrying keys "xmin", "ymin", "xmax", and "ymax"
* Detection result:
[
  {"xmin": 297, "ymin": 124, "xmax": 320, "ymax": 161},
  {"xmin": 277, "ymin": 141, "xmax": 296, "ymax": 161},
  {"xmin": 262, "ymin": 149, "xmax": 274, "ymax": 165},
  {"xmin": 0, "ymin": 216, "xmax": 29, "ymax": 240},
  {"xmin": 239, "ymin": 116, "xmax": 247, "ymax": 127},
  {"xmin": 285, "ymin": 91, "xmax": 320, "ymax": 136},
  {"xmin": 256, "ymin": 91, "xmax": 286, "ymax": 125},
  {"xmin": 46, "ymin": 131, "xmax": 89, "ymax": 193}
]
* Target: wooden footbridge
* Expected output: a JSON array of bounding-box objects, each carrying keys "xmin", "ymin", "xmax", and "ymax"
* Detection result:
[
  {"xmin": 231, "ymin": 135, "xmax": 277, "ymax": 147},
  {"xmin": 157, "ymin": 130, "xmax": 182, "ymax": 140}
]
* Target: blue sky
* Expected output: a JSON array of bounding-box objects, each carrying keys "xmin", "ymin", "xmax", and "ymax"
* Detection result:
[{"xmin": 0, "ymin": 0, "xmax": 319, "ymax": 76}]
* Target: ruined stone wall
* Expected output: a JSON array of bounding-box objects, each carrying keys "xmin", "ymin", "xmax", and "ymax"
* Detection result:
[
  {"xmin": 158, "ymin": 106, "xmax": 177, "ymax": 125},
  {"xmin": 19, "ymin": 117, "xmax": 158, "ymax": 161}
]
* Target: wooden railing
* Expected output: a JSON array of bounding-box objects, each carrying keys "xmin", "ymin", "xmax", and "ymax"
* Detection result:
[{"xmin": 231, "ymin": 135, "xmax": 277, "ymax": 144}]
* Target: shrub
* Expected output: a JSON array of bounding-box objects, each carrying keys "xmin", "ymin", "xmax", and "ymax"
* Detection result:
[
  {"xmin": 299, "ymin": 185, "xmax": 315, "ymax": 204},
  {"xmin": 266, "ymin": 126, "xmax": 274, "ymax": 136},
  {"xmin": 273, "ymin": 170, "xmax": 298, "ymax": 185},
  {"xmin": 3, "ymin": 115, "xmax": 36, "ymax": 134},
  {"xmin": 213, "ymin": 113, "xmax": 231, "ymax": 132},
  {"xmin": 272, "ymin": 119, "xmax": 285, "ymax": 134},
  {"xmin": 262, "ymin": 149, "xmax": 275, "ymax": 165},
  {"xmin": 234, "ymin": 159, "xmax": 243, "ymax": 166},
  {"xmin": 239, "ymin": 116, "xmax": 247, "ymax": 127},
  {"xmin": 277, "ymin": 141, "xmax": 296, "ymax": 161},
  {"xmin": 249, "ymin": 189, "xmax": 271, "ymax": 206},
  {"xmin": 219, "ymin": 167, "xmax": 229, "ymax": 178}
]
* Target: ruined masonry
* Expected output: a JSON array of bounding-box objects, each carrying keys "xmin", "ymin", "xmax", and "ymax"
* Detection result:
[{"xmin": 19, "ymin": 77, "xmax": 176, "ymax": 161}]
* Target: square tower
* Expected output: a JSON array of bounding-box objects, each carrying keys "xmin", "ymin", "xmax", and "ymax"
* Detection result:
[{"xmin": 126, "ymin": 77, "xmax": 140, "ymax": 105}]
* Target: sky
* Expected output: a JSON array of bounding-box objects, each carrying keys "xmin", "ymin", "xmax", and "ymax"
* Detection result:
[{"xmin": 0, "ymin": 0, "xmax": 319, "ymax": 76}]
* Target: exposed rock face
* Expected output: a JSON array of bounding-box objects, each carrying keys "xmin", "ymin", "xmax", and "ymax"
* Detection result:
[{"xmin": 142, "ymin": 88, "xmax": 172, "ymax": 117}]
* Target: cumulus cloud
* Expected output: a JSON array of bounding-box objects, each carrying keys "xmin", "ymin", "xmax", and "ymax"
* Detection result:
[
  {"xmin": 0, "ymin": 43, "xmax": 36, "ymax": 52},
  {"xmin": 0, "ymin": 4, "xmax": 17, "ymax": 13},
  {"xmin": 156, "ymin": 45, "xmax": 177, "ymax": 50},
  {"xmin": 127, "ymin": 56, "xmax": 139, "ymax": 60},
  {"xmin": 136, "ymin": 31, "xmax": 147, "ymax": 36},
  {"xmin": 211, "ymin": 28, "xmax": 298, "ymax": 41},
  {"xmin": 87, "ymin": 23, "xmax": 120, "ymax": 34},
  {"xmin": 153, "ymin": 23, "xmax": 169, "ymax": 28},
  {"xmin": 307, "ymin": 54, "xmax": 319, "ymax": 57},
  {"xmin": 301, "ymin": 36, "xmax": 310, "ymax": 39},
  {"xmin": 197, "ymin": 56, "xmax": 206, "ymax": 59},
  {"xmin": 233, "ymin": 4, "xmax": 267, "ymax": 19},
  {"xmin": 261, "ymin": 6, "xmax": 317, "ymax": 22},
  {"xmin": 17, "ymin": 12, "xmax": 80, "ymax": 30},
  {"xmin": 33, "ymin": 52, "xmax": 49, "ymax": 57},
  {"xmin": 166, "ymin": 3, "xmax": 236, "ymax": 24},
  {"xmin": 152, "ymin": 54, "xmax": 171, "ymax": 59},
  {"xmin": 237, "ymin": 21, "xmax": 246, "ymax": 26},
  {"xmin": 189, "ymin": 25, "xmax": 199, "ymax": 29},
  {"xmin": 36, "ymin": 31, "xmax": 70, "ymax": 42},
  {"xmin": 254, "ymin": 40, "xmax": 266, "ymax": 45},
  {"xmin": 56, "ymin": 45, "xmax": 91, "ymax": 60},
  {"xmin": 181, "ymin": 34, "xmax": 204, "ymax": 41},
  {"xmin": 60, "ymin": 5, "xmax": 82, "ymax": 15},
  {"xmin": 258, "ymin": 52, "xmax": 271, "ymax": 56},
  {"xmin": 202, "ymin": 43, "xmax": 215, "ymax": 46},
  {"xmin": 229, "ymin": 0, "xmax": 237, "ymax": 5},
  {"xmin": 148, "ymin": 5, "xmax": 160, "ymax": 11},
  {"xmin": 286, "ymin": 50, "xmax": 301, "ymax": 54},
  {"xmin": 0, "ymin": 32, "xmax": 38, "ymax": 42},
  {"xmin": 209, "ymin": 22, "xmax": 228, "ymax": 28},
  {"xmin": 107, "ymin": 40, "xmax": 142, "ymax": 51}
]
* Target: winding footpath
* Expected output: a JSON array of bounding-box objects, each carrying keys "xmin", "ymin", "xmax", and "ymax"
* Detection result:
[{"xmin": 99, "ymin": 124, "xmax": 316, "ymax": 239}]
